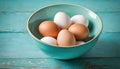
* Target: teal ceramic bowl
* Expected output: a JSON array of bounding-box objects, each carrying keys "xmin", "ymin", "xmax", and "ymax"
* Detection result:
[{"xmin": 27, "ymin": 4, "xmax": 103, "ymax": 60}]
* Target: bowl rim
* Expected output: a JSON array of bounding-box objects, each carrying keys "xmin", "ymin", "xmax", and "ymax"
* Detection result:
[{"xmin": 27, "ymin": 3, "xmax": 103, "ymax": 48}]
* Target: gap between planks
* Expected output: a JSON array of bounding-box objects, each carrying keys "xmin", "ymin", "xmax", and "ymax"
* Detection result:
[{"xmin": 0, "ymin": 57, "xmax": 120, "ymax": 59}]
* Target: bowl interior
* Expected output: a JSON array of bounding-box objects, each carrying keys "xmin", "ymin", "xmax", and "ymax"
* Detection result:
[{"xmin": 28, "ymin": 4, "xmax": 102, "ymax": 43}]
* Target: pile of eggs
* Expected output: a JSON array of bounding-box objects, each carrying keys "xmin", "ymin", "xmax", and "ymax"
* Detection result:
[{"xmin": 39, "ymin": 12, "xmax": 89, "ymax": 47}]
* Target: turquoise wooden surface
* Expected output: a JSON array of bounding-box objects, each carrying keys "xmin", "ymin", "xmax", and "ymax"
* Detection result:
[{"xmin": 0, "ymin": 0, "xmax": 120, "ymax": 69}]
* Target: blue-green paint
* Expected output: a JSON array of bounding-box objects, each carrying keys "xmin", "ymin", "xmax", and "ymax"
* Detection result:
[
  {"xmin": 0, "ymin": 32, "xmax": 120, "ymax": 58},
  {"xmin": 0, "ymin": 0, "xmax": 120, "ymax": 68},
  {"xmin": 27, "ymin": 4, "xmax": 103, "ymax": 59},
  {"xmin": 0, "ymin": 58, "xmax": 120, "ymax": 69},
  {"xmin": 0, "ymin": 13, "xmax": 120, "ymax": 32},
  {"xmin": 0, "ymin": 0, "xmax": 120, "ymax": 12}
]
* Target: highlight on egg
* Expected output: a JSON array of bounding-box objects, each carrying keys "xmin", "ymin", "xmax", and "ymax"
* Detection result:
[
  {"xmin": 41, "ymin": 36, "xmax": 57, "ymax": 46},
  {"xmin": 39, "ymin": 21, "xmax": 60, "ymax": 38},
  {"xmin": 71, "ymin": 15, "xmax": 89, "ymax": 27},
  {"xmin": 54, "ymin": 12, "xmax": 71, "ymax": 29}
]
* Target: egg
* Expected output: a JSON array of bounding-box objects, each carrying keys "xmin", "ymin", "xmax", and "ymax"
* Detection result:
[
  {"xmin": 54, "ymin": 12, "xmax": 71, "ymax": 29},
  {"xmin": 39, "ymin": 21, "xmax": 60, "ymax": 38},
  {"xmin": 41, "ymin": 36, "xmax": 57, "ymax": 45},
  {"xmin": 57, "ymin": 29, "xmax": 76, "ymax": 47},
  {"xmin": 76, "ymin": 41, "xmax": 85, "ymax": 45},
  {"xmin": 68, "ymin": 24, "xmax": 89, "ymax": 41},
  {"xmin": 71, "ymin": 15, "xmax": 89, "ymax": 27}
]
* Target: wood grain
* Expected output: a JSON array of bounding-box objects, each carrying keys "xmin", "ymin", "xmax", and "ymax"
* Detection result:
[
  {"xmin": 0, "ymin": 32, "xmax": 120, "ymax": 58},
  {"xmin": 0, "ymin": 58, "xmax": 120, "ymax": 69},
  {"xmin": 0, "ymin": 0, "xmax": 120, "ymax": 68},
  {"xmin": 0, "ymin": 12, "xmax": 120, "ymax": 32},
  {"xmin": 0, "ymin": 0, "xmax": 120, "ymax": 12}
]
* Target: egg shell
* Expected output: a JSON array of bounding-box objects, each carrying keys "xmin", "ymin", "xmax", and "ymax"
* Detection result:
[
  {"xmin": 57, "ymin": 29, "xmax": 76, "ymax": 47},
  {"xmin": 39, "ymin": 21, "xmax": 60, "ymax": 38},
  {"xmin": 68, "ymin": 24, "xmax": 89, "ymax": 41},
  {"xmin": 41, "ymin": 37, "xmax": 57, "ymax": 46},
  {"xmin": 71, "ymin": 15, "xmax": 89, "ymax": 27},
  {"xmin": 54, "ymin": 12, "xmax": 71, "ymax": 29},
  {"xmin": 76, "ymin": 41, "xmax": 85, "ymax": 45}
]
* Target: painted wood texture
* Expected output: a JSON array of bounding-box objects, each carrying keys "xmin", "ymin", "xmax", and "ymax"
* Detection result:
[
  {"xmin": 0, "ymin": 0, "xmax": 120, "ymax": 12},
  {"xmin": 0, "ymin": 0, "xmax": 120, "ymax": 68},
  {"xmin": 0, "ymin": 58, "xmax": 120, "ymax": 69},
  {"xmin": 0, "ymin": 32, "xmax": 120, "ymax": 58}
]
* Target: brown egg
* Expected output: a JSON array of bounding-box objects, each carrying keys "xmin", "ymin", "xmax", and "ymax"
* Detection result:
[
  {"xmin": 39, "ymin": 21, "xmax": 60, "ymax": 38},
  {"xmin": 57, "ymin": 29, "xmax": 76, "ymax": 47},
  {"xmin": 68, "ymin": 24, "xmax": 89, "ymax": 41}
]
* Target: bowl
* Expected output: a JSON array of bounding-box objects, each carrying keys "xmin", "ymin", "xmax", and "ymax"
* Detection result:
[{"xmin": 27, "ymin": 4, "xmax": 103, "ymax": 60}]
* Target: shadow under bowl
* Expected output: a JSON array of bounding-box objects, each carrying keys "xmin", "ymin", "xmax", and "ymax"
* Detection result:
[{"xmin": 27, "ymin": 4, "xmax": 103, "ymax": 60}]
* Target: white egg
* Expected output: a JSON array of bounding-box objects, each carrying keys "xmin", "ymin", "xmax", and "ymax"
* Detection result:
[
  {"xmin": 71, "ymin": 15, "xmax": 89, "ymax": 27},
  {"xmin": 76, "ymin": 41, "xmax": 85, "ymax": 45},
  {"xmin": 54, "ymin": 12, "xmax": 71, "ymax": 29},
  {"xmin": 40, "ymin": 37, "xmax": 57, "ymax": 45}
]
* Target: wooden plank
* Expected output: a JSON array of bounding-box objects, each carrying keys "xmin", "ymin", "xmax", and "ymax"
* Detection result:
[
  {"xmin": 83, "ymin": 32, "xmax": 120, "ymax": 57},
  {"xmin": 0, "ymin": 12, "xmax": 120, "ymax": 32},
  {"xmin": 0, "ymin": 32, "xmax": 120, "ymax": 58},
  {"xmin": 0, "ymin": 0, "xmax": 119, "ymax": 68},
  {"xmin": 0, "ymin": 0, "xmax": 120, "ymax": 12},
  {"xmin": 0, "ymin": 33, "xmax": 49, "ymax": 58},
  {"xmin": 0, "ymin": 58, "xmax": 120, "ymax": 69},
  {"xmin": 0, "ymin": 13, "xmax": 30, "ymax": 33}
]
